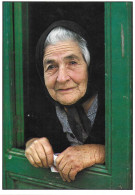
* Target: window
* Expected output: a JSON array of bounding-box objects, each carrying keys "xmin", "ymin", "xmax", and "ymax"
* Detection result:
[{"xmin": 3, "ymin": 2, "xmax": 132, "ymax": 189}]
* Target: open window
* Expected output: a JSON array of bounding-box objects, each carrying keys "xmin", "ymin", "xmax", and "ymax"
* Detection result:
[{"xmin": 3, "ymin": 2, "xmax": 132, "ymax": 189}]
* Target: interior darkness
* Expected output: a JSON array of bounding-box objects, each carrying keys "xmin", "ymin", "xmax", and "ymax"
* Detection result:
[{"xmin": 23, "ymin": 2, "xmax": 104, "ymax": 144}]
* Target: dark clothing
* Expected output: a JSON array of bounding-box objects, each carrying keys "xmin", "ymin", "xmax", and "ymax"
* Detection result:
[{"xmin": 25, "ymin": 89, "xmax": 105, "ymax": 153}]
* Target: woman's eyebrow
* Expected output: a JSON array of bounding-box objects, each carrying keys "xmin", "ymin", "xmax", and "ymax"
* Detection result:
[
  {"xmin": 64, "ymin": 54, "xmax": 80, "ymax": 61},
  {"xmin": 43, "ymin": 59, "xmax": 55, "ymax": 67}
]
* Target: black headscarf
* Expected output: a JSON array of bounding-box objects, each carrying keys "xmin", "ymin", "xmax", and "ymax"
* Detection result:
[{"xmin": 36, "ymin": 20, "xmax": 97, "ymax": 143}]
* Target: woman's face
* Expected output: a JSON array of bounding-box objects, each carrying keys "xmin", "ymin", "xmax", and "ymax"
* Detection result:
[{"xmin": 43, "ymin": 40, "xmax": 88, "ymax": 105}]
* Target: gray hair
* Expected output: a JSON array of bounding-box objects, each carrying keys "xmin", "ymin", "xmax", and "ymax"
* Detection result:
[{"xmin": 44, "ymin": 27, "xmax": 90, "ymax": 66}]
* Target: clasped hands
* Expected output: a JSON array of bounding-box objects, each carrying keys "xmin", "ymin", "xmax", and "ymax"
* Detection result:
[{"xmin": 25, "ymin": 137, "xmax": 105, "ymax": 182}]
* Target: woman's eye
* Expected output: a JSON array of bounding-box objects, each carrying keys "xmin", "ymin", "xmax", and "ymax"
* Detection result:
[
  {"xmin": 69, "ymin": 61, "xmax": 77, "ymax": 65},
  {"xmin": 47, "ymin": 65, "xmax": 56, "ymax": 70}
]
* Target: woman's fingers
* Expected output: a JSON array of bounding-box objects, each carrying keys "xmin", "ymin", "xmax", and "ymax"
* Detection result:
[
  {"xmin": 56, "ymin": 155, "xmax": 72, "ymax": 182},
  {"xmin": 39, "ymin": 137, "xmax": 54, "ymax": 167},
  {"xmin": 57, "ymin": 159, "xmax": 67, "ymax": 181},
  {"xmin": 26, "ymin": 154, "xmax": 39, "ymax": 168},
  {"xmin": 25, "ymin": 137, "xmax": 54, "ymax": 168},
  {"xmin": 33, "ymin": 140, "xmax": 48, "ymax": 167},
  {"xmin": 61, "ymin": 165, "xmax": 72, "ymax": 182},
  {"xmin": 26, "ymin": 141, "xmax": 43, "ymax": 167},
  {"xmin": 69, "ymin": 168, "xmax": 77, "ymax": 181}
]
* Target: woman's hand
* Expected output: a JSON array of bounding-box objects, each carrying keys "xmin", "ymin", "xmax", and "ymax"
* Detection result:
[
  {"xmin": 56, "ymin": 144, "xmax": 105, "ymax": 182},
  {"xmin": 25, "ymin": 137, "xmax": 54, "ymax": 168}
]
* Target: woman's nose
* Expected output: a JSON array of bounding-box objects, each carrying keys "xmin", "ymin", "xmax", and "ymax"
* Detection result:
[{"xmin": 57, "ymin": 66, "xmax": 70, "ymax": 83}]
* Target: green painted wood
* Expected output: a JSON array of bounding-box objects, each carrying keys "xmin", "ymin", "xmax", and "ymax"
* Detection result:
[
  {"xmin": 110, "ymin": 2, "xmax": 132, "ymax": 189},
  {"xmin": 3, "ymin": 2, "xmax": 15, "ymax": 151},
  {"xmin": 14, "ymin": 2, "xmax": 24, "ymax": 147},
  {"xmin": 9, "ymin": 174, "xmax": 53, "ymax": 189},
  {"xmin": 5, "ymin": 150, "xmax": 111, "ymax": 189},
  {"xmin": 22, "ymin": 3, "xmax": 30, "ymax": 108},
  {"xmin": 3, "ymin": 2, "xmax": 15, "ymax": 189},
  {"xmin": 104, "ymin": 2, "xmax": 112, "ymax": 174},
  {"xmin": 6, "ymin": 172, "xmax": 15, "ymax": 189},
  {"xmin": 8, "ymin": 172, "xmax": 77, "ymax": 189},
  {"xmin": 9, "ymin": 148, "xmax": 108, "ymax": 174}
]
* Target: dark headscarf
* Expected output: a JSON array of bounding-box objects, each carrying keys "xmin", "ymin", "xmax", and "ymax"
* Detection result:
[{"xmin": 36, "ymin": 20, "xmax": 97, "ymax": 143}]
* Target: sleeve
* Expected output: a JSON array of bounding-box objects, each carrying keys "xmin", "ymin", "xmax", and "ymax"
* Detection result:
[
  {"xmin": 24, "ymin": 111, "xmax": 43, "ymax": 143},
  {"xmin": 24, "ymin": 109, "xmax": 70, "ymax": 152}
]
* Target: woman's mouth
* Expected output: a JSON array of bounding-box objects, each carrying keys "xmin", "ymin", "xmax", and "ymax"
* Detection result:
[{"xmin": 56, "ymin": 87, "xmax": 76, "ymax": 93}]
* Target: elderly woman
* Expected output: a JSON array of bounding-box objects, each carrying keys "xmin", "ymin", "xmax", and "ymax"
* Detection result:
[{"xmin": 25, "ymin": 20, "xmax": 105, "ymax": 182}]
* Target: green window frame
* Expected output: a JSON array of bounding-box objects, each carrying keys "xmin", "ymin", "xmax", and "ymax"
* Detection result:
[{"xmin": 3, "ymin": 2, "xmax": 132, "ymax": 189}]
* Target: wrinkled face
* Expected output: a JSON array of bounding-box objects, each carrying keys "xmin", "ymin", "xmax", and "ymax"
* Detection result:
[{"xmin": 43, "ymin": 40, "xmax": 88, "ymax": 105}]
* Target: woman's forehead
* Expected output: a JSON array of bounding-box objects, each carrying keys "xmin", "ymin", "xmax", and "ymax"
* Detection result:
[{"xmin": 43, "ymin": 40, "xmax": 83, "ymax": 61}]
